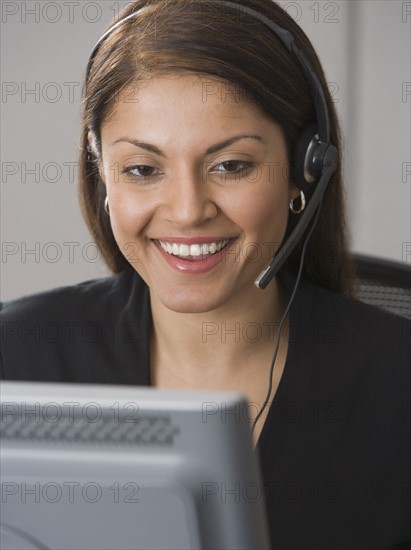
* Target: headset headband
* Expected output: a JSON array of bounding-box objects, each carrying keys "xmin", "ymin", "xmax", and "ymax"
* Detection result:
[
  {"xmin": 86, "ymin": 0, "xmax": 330, "ymax": 144},
  {"xmin": 85, "ymin": 0, "xmax": 339, "ymax": 289}
]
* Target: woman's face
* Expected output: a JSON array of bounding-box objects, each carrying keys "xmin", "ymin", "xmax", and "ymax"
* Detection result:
[{"xmin": 98, "ymin": 74, "xmax": 298, "ymax": 313}]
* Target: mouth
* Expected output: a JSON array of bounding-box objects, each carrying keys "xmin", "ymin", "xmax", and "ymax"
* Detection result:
[
  {"xmin": 157, "ymin": 239, "xmax": 231, "ymax": 260},
  {"xmin": 153, "ymin": 237, "xmax": 237, "ymax": 274}
]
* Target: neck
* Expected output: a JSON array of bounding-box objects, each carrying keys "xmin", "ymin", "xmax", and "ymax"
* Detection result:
[{"xmin": 149, "ymin": 277, "xmax": 288, "ymax": 387}]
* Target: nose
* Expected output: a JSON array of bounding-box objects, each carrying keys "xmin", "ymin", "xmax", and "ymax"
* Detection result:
[{"xmin": 161, "ymin": 166, "xmax": 218, "ymax": 228}]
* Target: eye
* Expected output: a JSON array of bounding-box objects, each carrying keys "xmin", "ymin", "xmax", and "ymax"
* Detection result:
[
  {"xmin": 213, "ymin": 160, "xmax": 253, "ymax": 173},
  {"xmin": 122, "ymin": 165, "xmax": 161, "ymax": 180},
  {"xmin": 210, "ymin": 160, "xmax": 255, "ymax": 179}
]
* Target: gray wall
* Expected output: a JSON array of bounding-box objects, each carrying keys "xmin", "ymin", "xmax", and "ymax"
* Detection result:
[{"xmin": 1, "ymin": 0, "xmax": 410, "ymax": 301}]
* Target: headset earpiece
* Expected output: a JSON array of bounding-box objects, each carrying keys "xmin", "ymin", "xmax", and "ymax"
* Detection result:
[{"xmin": 292, "ymin": 124, "xmax": 323, "ymax": 191}]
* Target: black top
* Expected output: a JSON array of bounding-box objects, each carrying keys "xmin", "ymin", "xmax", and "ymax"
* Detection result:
[{"xmin": 1, "ymin": 269, "xmax": 410, "ymax": 550}]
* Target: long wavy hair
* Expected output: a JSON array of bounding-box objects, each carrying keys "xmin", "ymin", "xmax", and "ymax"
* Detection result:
[{"xmin": 78, "ymin": 0, "xmax": 355, "ymax": 294}]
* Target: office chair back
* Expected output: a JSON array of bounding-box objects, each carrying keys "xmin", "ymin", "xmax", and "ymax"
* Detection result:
[{"xmin": 353, "ymin": 254, "xmax": 411, "ymax": 320}]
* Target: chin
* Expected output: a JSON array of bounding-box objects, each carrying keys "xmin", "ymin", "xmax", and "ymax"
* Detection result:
[
  {"xmin": 160, "ymin": 294, "xmax": 225, "ymax": 315},
  {"xmin": 165, "ymin": 302, "xmax": 218, "ymax": 315},
  {"xmin": 150, "ymin": 275, "xmax": 260, "ymax": 315},
  {"xmin": 150, "ymin": 284, "xmax": 235, "ymax": 315}
]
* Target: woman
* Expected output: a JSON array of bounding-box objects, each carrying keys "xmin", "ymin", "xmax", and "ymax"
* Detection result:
[{"xmin": 1, "ymin": 0, "xmax": 410, "ymax": 548}]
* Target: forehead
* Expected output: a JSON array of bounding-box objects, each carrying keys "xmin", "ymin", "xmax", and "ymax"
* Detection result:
[
  {"xmin": 100, "ymin": 73, "xmax": 282, "ymax": 149},
  {"xmin": 103, "ymin": 74, "xmax": 266, "ymax": 125}
]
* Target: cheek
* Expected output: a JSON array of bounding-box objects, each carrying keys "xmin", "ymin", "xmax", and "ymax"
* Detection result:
[
  {"xmin": 107, "ymin": 189, "xmax": 153, "ymax": 241},
  {"xmin": 101, "ymin": 159, "xmax": 148, "ymax": 236},
  {"xmin": 107, "ymin": 193, "xmax": 156, "ymax": 272},
  {"xmin": 228, "ymin": 180, "xmax": 291, "ymax": 238}
]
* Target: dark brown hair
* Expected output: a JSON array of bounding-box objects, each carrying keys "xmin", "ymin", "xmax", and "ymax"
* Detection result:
[{"xmin": 79, "ymin": 0, "xmax": 355, "ymax": 294}]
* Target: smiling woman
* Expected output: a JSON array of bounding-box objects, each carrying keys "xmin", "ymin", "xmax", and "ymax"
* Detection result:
[
  {"xmin": 81, "ymin": 0, "xmax": 352, "ymax": 293},
  {"xmin": 1, "ymin": 1, "xmax": 410, "ymax": 549}
]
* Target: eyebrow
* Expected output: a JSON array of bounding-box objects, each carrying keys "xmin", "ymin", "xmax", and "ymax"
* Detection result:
[{"xmin": 111, "ymin": 134, "xmax": 264, "ymax": 156}]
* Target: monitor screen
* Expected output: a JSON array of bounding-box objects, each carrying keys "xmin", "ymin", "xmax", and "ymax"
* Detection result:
[{"xmin": 0, "ymin": 381, "xmax": 270, "ymax": 550}]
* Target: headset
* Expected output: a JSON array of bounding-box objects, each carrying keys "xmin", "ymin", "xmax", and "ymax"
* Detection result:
[{"xmin": 86, "ymin": 0, "xmax": 339, "ymax": 290}]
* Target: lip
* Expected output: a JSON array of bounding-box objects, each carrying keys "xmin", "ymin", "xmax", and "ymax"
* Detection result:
[
  {"xmin": 153, "ymin": 237, "xmax": 237, "ymax": 274},
  {"xmin": 154, "ymin": 236, "xmax": 232, "ymax": 245}
]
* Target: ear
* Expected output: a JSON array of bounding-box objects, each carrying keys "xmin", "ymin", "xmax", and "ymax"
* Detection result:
[
  {"xmin": 87, "ymin": 130, "xmax": 100, "ymax": 158},
  {"xmin": 289, "ymin": 182, "xmax": 301, "ymax": 202},
  {"xmin": 87, "ymin": 130, "xmax": 105, "ymax": 184}
]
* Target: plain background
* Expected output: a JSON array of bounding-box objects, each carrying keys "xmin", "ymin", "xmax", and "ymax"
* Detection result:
[{"xmin": 1, "ymin": 0, "xmax": 410, "ymax": 301}]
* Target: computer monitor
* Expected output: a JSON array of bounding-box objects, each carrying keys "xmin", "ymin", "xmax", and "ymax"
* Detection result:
[{"xmin": 0, "ymin": 381, "xmax": 270, "ymax": 550}]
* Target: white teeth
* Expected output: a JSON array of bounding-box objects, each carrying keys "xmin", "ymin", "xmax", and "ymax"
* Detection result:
[
  {"xmin": 180, "ymin": 244, "xmax": 190, "ymax": 256},
  {"xmin": 190, "ymin": 244, "xmax": 201, "ymax": 256},
  {"xmin": 158, "ymin": 239, "xmax": 229, "ymax": 257}
]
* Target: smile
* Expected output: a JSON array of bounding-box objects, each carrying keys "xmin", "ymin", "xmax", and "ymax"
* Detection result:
[{"xmin": 158, "ymin": 239, "xmax": 230, "ymax": 258}]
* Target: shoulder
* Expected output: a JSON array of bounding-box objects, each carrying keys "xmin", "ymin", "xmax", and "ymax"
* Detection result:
[
  {"xmin": 286, "ymin": 273, "xmax": 410, "ymax": 395},
  {"xmin": 284, "ymin": 273, "xmax": 410, "ymax": 449},
  {"xmin": 293, "ymin": 274, "xmax": 409, "ymax": 350},
  {"xmin": 0, "ymin": 270, "xmax": 151, "ymax": 383},
  {"xmin": 1, "ymin": 269, "xmax": 143, "ymax": 324},
  {"xmin": 267, "ymin": 275, "xmax": 411, "ymax": 550}
]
